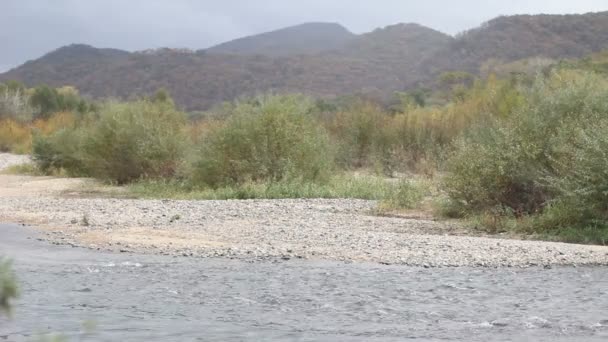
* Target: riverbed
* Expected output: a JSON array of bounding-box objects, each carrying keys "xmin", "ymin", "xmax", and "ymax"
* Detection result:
[
  {"xmin": 1, "ymin": 224, "xmax": 607, "ymax": 341},
  {"xmin": 2, "ymin": 153, "xmax": 608, "ymax": 268}
]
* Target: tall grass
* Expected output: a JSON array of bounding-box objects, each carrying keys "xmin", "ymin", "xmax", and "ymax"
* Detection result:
[
  {"xmin": 0, "ymin": 112, "xmax": 79, "ymax": 154},
  {"xmin": 0, "ymin": 119, "xmax": 31, "ymax": 153},
  {"xmin": 127, "ymin": 173, "xmax": 427, "ymax": 204},
  {"xmin": 327, "ymin": 102, "xmax": 393, "ymax": 171},
  {"xmin": 323, "ymin": 75, "xmax": 527, "ymax": 175}
]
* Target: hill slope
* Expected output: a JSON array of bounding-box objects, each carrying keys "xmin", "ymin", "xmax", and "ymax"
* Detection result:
[
  {"xmin": 206, "ymin": 22, "xmax": 355, "ymax": 56},
  {"xmin": 2, "ymin": 12, "xmax": 608, "ymax": 110},
  {"xmin": 0, "ymin": 22, "xmax": 451, "ymax": 109},
  {"xmin": 428, "ymin": 12, "xmax": 608, "ymax": 75}
]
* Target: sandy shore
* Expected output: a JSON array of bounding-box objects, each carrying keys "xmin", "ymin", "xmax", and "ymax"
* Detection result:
[{"xmin": 1, "ymin": 153, "xmax": 607, "ymax": 267}]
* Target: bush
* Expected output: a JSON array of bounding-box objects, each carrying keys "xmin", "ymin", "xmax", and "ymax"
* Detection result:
[
  {"xmin": 0, "ymin": 86, "xmax": 34, "ymax": 122},
  {"xmin": 380, "ymin": 179, "xmax": 429, "ymax": 210},
  {"xmin": 32, "ymin": 127, "xmax": 89, "ymax": 176},
  {"xmin": 0, "ymin": 259, "xmax": 18, "ymax": 316},
  {"xmin": 328, "ymin": 102, "xmax": 394, "ymax": 171},
  {"xmin": 443, "ymin": 70, "xmax": 608, "ymax": 224},
  {"xmin": 83, "ymin": 101, "xmax": 187, "ymax": 183},
  {"xmin": 192, "ymin": 94, "xmax": 333, "ymax": 187},
  {"xmin": 443, "ymin": 124, "xmax": 550, "ymax": 215},
  {"xmin": 30, "ymin": 85, "xmax": 90, "ymax": 120},
  {"xmin": 30, "ymin": 111, "xmax": 89, "ymax": 174},
  {"xmin": 321, "ymin": 76, "xmax": 526, "ymax": 175},
  {"xmin": 540, "ymin": 118, "xmax": 608, "ymax": 230},
  {"xmin": 32, "ymin": 101, "xmax": 188, "ymax": 182}
]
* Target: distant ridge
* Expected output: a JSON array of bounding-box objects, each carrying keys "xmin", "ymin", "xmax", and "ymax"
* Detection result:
[
  {"xmin": 2, "ymin": 12, "xmax": 608, "ymax": 110},
  {"xmin": 206, "ymin": 22, "xmax": 356, "ymax": 56}
]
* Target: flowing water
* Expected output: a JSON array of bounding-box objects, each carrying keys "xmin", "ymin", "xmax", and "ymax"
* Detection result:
[{"xmin": 1, "ymin": 224, "xmax": 607, "ymax": 341}]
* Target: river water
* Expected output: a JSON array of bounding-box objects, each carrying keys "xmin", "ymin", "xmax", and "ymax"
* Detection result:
[{"xmin": 0, "ymin": 223, "xmax": 607, "ymax": 341}]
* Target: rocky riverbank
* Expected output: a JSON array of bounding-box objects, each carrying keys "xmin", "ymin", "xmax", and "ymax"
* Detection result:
[{"xmin": 1, "ymin": 153, "xmax": 607, "ymax": 267}]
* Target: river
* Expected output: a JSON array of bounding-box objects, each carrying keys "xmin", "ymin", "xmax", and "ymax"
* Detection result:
[{"xmin": 1, "ymin": 223, "xmax": 606, "ymax": 341}]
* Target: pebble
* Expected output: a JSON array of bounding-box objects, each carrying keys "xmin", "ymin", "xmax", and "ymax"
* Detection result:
[{"xmin": 1, "ymin": 154, "xmax": 608, "ymax": 267}]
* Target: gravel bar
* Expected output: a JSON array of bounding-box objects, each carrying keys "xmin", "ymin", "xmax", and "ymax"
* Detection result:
[{"xmin": 1, "ymin": 154, "xmax": 607, "ymax": 267}]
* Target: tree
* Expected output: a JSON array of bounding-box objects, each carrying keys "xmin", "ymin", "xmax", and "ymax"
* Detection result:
[
  {"xmin": 29, "ymin": 85, "xmax": 92, "ymax": 118},
  {"xmin": 30, "ymin": 85, "xmax": 60, "ymax": 119},
  {"xmin": 150, "ymin": 88, "xmax": 175, "ymax": 107},
  {"xmin": 3, "ymin": 80, "xmax": 26, "ymax": 93},
  {"xmin": 439, "ymin": 71, "xmax": 475, "ymax": 87},
  {"xmin": 409, "ymin": 88, "xmax": 430, "ymax": 107},
  {"xmin": 0, "ymin": 85, "xmax": 34, "ymax": 121}
]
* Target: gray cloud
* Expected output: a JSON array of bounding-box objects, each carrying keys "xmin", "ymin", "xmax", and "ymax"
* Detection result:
[{"xmin": 1, "ymin": 0, "xmax": 607, "ymax": 71}]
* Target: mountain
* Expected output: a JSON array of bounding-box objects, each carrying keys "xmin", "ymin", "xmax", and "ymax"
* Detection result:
[
  {"xmin": 334, "ymin": 23, "xmax": 453, "ymax": 87},
  {"xmin": 428, "ymin": 12, "xmax": 608, "ymax": 76},
  {"xmin": 0, "ymin": 22, "xmax": 450, "ymax": 109},
  {"xmin": 206, "ymin": 22, "xmax": 355, "ymax": 56},
  {"xmin": 2, "ymin": 12, "xmax": 608, "ymax": 111},
  {"xmin": 8, "ymin": 44, "xmax": 131, "ymax": 94}
]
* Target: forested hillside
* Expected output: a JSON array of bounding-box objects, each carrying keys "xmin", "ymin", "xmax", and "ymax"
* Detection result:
[
  {"xmin": 206, "ymin": 22, "xmax": 356, "ymax": 56},
  {"xmin": 1, "ymin": 12, "xmax": 607, "ymax": 110}
]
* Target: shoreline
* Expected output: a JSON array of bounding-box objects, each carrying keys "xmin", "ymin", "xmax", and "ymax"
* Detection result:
[
  {"xmin": 2, "ymin": 194, "xmax": 607, "ymax": 268},
  {"xmin": 1, "ymin": 220, "xmax": 606, "ymax": 270},
  {"xmin": 3, "ymin": 215, "xmax": 608, "ymax": 268},
  {"xmin": 1, "ymin": 154, "xmax": 607, "ymax": 268}
]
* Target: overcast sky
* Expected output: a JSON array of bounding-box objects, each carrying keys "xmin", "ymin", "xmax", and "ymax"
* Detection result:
[{"xmin": 1, "ymin": 0, "xmax": 607, "ymax": 71}]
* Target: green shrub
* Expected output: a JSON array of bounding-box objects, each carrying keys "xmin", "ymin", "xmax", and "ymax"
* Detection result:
[
  {"xmin": 538, "ymin": 118, "xmax": 608, "ymax": 232},
  {"xmin": 32, "ymin": 127, "xmax": 90, "ymax": 176},
  {"xmin": 0, "ymin": 87, "xmax": 34, "ymax": 122},
  {"xmin": 84, "ymin": 100, "xmax": 187, "ymax": 183},
  {"xmin": 192, "ymin": 94, "xmax": 333, "ymax": 187},
  {"xmin": 0, "ymin": 259, "xmax": 18, "ymax": 316},
  {"xmin": 328, "ymin": 102, "xmax": 395, "ymax": 173},
  {"xmin": 32, "ymin": 100, "xmax": 188, "ymax": 183},
  {"xmin": 444, "ymin": 71, "xmax": 608, "ymax": 217},
  {"xmin": 30, "ymin": 85, "xmax": 90, "ymax": 119},
  {"xmin": 380, "ymin": 179, "xmax": 429, "ymax": 210},
  {"xmin": 442, "ymin": 126, "xmax": 549, "ymax": 215}
]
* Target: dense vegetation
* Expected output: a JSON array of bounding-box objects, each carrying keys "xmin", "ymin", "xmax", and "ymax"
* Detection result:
[
  {"xmin": 2, "ymin": 12, "xmax": 607, "ymax": 111},
  {"xmin": 444, "ymin": 70, "xmax": 608, "ymax": 242},
  {"xmin": 192, "ymin": 95, "xmax": 333, "ymax": 186},
  {"xmin": 2, "ymin": 50, "xmax": 608, "ymax": 245}
]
